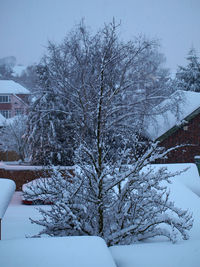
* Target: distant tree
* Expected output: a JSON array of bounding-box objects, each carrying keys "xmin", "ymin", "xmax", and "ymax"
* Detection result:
[
  {"xmin": 0, "ymin": 56, "xmax": 16, "ymax": 67},
  {"xmin": 175, "ymin": 48, "xmax": 200, "ymax": 92},
  {"xmin": 0, "ymin": 64, "xmax": 13, "ymax": 80},
  {"xmin": 15, "ymin": 65, "xmax": 39, "ymax": 92},
  {"xmin": 0, "ymin": 56, "xmax": 16, "ymax": 80},
  {"xmin": 0, "ymin": 115, "xmax": 29, "ymax": 161},
  {"xmin": 25, "ymin": 21, "xmax": 193, "ymax": 245}
]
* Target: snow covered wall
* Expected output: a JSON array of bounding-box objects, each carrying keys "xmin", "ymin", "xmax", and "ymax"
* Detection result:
[
  {"xmin": 0, "ymin": 178, "xmax": 16, "ymax": 240},
  {"xmin": 0, "ymin": 236, "xmax": 117, "ymax": 267},
  {"xmin": 0, "ymin": 178, "xmax": 16, "ymax": 219},
  {"xmin": 0, "ymin": 163, "xmax": 75, "ymax": 190}
]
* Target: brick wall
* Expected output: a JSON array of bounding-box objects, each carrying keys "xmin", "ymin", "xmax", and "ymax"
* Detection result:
[
  {"xmin": 16, "ymin": 94, "xmax": 29, "ymax": 104},
  {"xmin": 10, "ymin": 94, "xmax": 28, "ymax": 117},
  {"xmin": 0, "ymin": 167, "xmax": 74, "ymax": 191},
  {"xmin": 0, "ymin": 151, "xmax": 20, "ymax": 161},
  {"xmin": 0, "ymin": 94, "xmax": 29, "ymax": 118},
  {"xmin": 0, "ymin": 103, "xmax": 12, "ymax": 110},
  {"xmin": 157, "ymin": 113, "xmax": 200, "ymax": 163}
]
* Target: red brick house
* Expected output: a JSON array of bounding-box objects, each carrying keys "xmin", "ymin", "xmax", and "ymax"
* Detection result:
[
  {"xmin": 146, "ymin": 91, "xmax": 200, "ymax": 163},
  {"xmin": 0, "ymin": 80, "xmax": 30, "ymax": 118}
]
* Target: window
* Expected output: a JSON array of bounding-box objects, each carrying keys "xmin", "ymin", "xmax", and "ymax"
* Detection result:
[
  {"xmin": 0, "ymin": 110, "xmax": 11, "ymax": 118},
  {"xmin": 0, "ymin": 95, "xmax": 11, "ymax": 103},
  {"xmin": 15, "ymin": 108, "xmax": 24, "ymax": 116}
]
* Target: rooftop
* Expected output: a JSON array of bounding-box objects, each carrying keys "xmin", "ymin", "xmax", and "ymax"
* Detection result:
[
  {"xmin": 146, "ymin": 90, "xmax": 200, "ymax": 140},
  {"xmin": 0, "ymin": 80, "xmax": 30, "ymax": 94}
]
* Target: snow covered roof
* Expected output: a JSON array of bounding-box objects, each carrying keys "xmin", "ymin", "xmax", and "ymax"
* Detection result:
[
  {"xmin": 146, "ymin": 90, "xmax": 200, "ymax": 140},
  {"xmin": 0, "ymin": 80, "xmax": 30, "ymax": 94},
  {"xmin": 12, "ymin": 65, "xmax": 27, "ymax": 77},
  {"xmin": 0, "ymin": 179, "xmax": 16, "ymax": 219}
]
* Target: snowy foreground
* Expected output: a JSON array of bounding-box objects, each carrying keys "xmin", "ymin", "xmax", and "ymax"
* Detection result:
[
  {"xmin": 0, "ymin": 236, "xmax": 116, "ymax": 267},
  {"xmin": 1, "ymin": 163, "xmax": 200, "ymax": 267}
]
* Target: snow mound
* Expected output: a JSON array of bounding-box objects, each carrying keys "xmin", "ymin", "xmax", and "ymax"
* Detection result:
[
  {"xmin": 0, "ymin": 236, "xmax": 116, "ymax": 267},
  {"xmin": 0, "ymin": 179, "xmax": 16, "ymax": 218},
  {"xmin": 110, "ymin": 239, "xmax": 200, "ymax": 267}
]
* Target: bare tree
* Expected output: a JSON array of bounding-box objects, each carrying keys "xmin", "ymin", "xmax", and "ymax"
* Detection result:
[
  {"xmin": 25, "ymin": 21, "xmax": 193, "ymax": 245},
  {"xmin": 0, "ymin": 115, "xmax": 29, "ymax": 161}
]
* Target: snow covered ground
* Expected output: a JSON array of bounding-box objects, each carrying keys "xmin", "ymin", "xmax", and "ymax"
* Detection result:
[
  {"xmin": 1, "ymin": 163, "xmax": 200, "ymax": 267},
  {"xmin": 110, "ymin": 163, "xmax": 200, "ymax": 267},
  {"xmin": 1, "ymin": 193, "xmax": 116, "ymax": 267}
]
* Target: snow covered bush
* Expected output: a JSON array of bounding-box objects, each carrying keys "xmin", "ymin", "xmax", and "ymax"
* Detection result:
[
  {"xmin": 26, "ymin": 21, "xmax": 193, "ymax": 245},
  {"xmin": 27, "ymin": 143, "xmax": 193, "ymax": 245},
  {"xmin": 22, "ymin": 168, "xmax": 74, "ymax": 205}
]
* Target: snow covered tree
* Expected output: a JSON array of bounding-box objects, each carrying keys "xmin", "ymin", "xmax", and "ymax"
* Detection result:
[
  {"xmin": 26, "ymin": 65, "xmax": 74, "ymax": 166},
  {"xmin": 0, "ymin": 115, "xmax": 29, "ymax": 161},
  {"xmin": 26, "ymin": 145, "xmax": 193, "ymax": 245},
  {"xmin": 0, "ymin": 56, "xmax": 16, "ymax": 79},
  {"xmin": 175, "ymin": 48, "xmax": 200, "ymax": 92},
  {"xmin": 15, "ymin": 64, "xmax": 38, "ymax": 92},
  {"xmin": 26, "ymin": 20, "xmax": 173, "ymax": 166},
  {"xmin": 25, "ymin": 21, "xmax": 193, "ymax": 245}
]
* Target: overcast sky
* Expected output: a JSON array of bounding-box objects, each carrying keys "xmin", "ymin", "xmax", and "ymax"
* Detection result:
[{"xmin": 0, "ymin": 0, "xmax": 200, "ymax": 74}]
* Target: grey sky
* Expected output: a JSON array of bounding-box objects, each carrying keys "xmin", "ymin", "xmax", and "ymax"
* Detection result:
[{"xmin": 0, "ymin": 0, "xmax": 200, "ymax": 74}]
